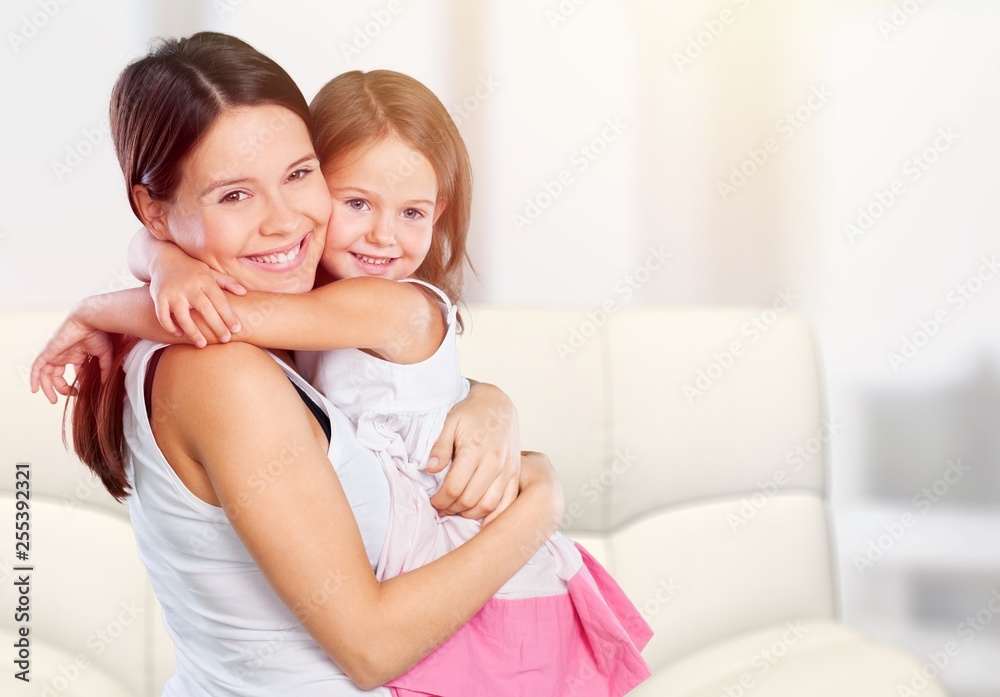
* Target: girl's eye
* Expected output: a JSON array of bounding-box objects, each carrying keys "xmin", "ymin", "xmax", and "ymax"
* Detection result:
[
  {"xmin": 220, "ymin": 190, "xmax": 249, "ymax": 204},
  {"xmin": 287, "ymin": 167, "xmax": 313, "ymax": 182},
  {"xmin": 402, "ymin": 208, "xmax": 425, "ymax": 220},
  {"xmin": 347, "ymin": 199, "xmax": 370, "ymax": 211}
]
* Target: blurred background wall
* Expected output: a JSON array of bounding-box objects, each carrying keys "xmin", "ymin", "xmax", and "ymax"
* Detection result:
[{"xmin": 1, "ymin": 0, "xmax": 998, "ymax": 694}]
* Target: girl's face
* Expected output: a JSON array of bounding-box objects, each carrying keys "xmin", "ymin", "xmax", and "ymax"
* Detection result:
[
  {"xmin": 320, "ymin": 135, "xmax": 443, "ymax": 281},
  {"xmin": 149, "ymin": 105, "xmax": 330, "ymax": 294}
]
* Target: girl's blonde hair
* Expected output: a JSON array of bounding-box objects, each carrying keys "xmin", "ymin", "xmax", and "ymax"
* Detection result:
[{"xmin": 310, "ymin": 70, "xmax": 473, "ymax": 329}]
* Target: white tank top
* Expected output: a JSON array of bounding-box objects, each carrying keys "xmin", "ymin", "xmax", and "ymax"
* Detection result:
[{"xmin": 122, "ymin": 340, "xmax": 391, "ymax": 696}]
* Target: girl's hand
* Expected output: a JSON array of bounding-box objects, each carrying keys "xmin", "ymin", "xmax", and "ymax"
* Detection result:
[
  {"xmin": 149, "ymin": 250, "xmax": 246, "ymax": 348},
  {"xmin": 30, "ymin": 312, "xmax": 114, "ymax": 404},
  {"xmin": 428, "ymin": 381, "xmax": 521, "ymax": 525}
]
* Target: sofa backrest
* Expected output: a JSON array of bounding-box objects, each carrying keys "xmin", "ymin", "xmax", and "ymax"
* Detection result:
[{"xmin": 455, "ymin": 307, "xmax": 837, "ymax": 668}]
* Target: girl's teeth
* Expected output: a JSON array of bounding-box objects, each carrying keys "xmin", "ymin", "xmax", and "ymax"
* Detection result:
[{"xmin": 358, "ymin": 254, "xmax": 391, "ymax": 265}]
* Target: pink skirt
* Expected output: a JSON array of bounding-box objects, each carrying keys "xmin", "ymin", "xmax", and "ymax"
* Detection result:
[{"xmin": 386, "ymin": 543, "xmax": 653, "ymax": 697}]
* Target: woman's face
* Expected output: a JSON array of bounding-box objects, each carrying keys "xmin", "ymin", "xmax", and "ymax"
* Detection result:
[{"xmin": 155, "ymin": 105, "xmax": 330, "ymax": 294}]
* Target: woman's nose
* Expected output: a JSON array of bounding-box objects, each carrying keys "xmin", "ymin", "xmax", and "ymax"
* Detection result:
[{"xmin": 260, "ymin": 192, "xmax": 301, "ymax": 237}]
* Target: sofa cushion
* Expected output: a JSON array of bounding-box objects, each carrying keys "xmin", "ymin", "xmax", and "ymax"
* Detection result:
[
  {"xmin": 609, "ymin": 493, "xmax": 835, "ymax": 669},
  {"xmin": 0, "ymin": 495, "xmax": 169, "ymax": 696},
  {"xmin": 628, "ymin": 618, "xmax": 949, "ymax": 697},
  {"xmin": 0, "ymin": 630, "xmax": 135, "ymax": 697}
]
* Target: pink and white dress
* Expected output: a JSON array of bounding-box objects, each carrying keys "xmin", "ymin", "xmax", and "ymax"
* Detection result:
[{"xmin": 297, "ymin": 278, "xmax": 652, "ymax": 697}]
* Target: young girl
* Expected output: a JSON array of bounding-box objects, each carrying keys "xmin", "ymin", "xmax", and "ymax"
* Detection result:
[{"xmin": 36, "ymin": 70, "xmax": 652, "ymax": 696}]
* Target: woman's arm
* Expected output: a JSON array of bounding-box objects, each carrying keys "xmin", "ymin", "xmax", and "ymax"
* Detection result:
[{"xmin": 157, "ymin": 342, "xmax": 561, "ymax": 689}]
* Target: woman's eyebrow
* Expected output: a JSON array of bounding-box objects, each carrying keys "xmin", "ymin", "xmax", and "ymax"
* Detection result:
[
  {"xmin": 200, "ymin": 154, "xmax": 318, "ymax": 197},
  {"xmin": 286, "ymin": 154, "xmax": 319, "ymax": 170},
  {"xmin": 201, "ymin": 175, "xmax": 253, "ymax": 198}
]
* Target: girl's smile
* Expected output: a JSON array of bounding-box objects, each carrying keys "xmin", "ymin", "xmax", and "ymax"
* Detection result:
[{"xmin": 321, "ymin": 135, "xmax": 444, "ymax": 282}]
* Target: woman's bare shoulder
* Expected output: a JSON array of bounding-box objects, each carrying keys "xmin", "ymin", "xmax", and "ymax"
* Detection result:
[{"xmin": 152, "ymin": 343, "xmax": 296, "ymax": 422}]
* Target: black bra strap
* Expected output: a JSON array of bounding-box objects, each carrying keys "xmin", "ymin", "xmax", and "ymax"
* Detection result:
[
  {"xmin": 144, "ymin": 347, "xmax": 166, "ymax": 419},
  {"xmin": 291, "ymin": 380, "xmax": 332, "ymax": 443}
]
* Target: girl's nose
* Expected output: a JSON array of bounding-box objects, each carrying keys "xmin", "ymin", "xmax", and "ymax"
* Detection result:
[{"xmin": 367, "ymin": 215, "xmax": 396, "ymax": 246}]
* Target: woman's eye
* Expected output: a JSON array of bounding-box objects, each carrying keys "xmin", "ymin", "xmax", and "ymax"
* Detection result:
[
  {"xmin": 402, "ymin": 208, "xmax": 425, "ymax": 220},
  {"xmin": 220, "ymin": 191, "xmax": 249, "ymax": 204},
  {"xmin": 287, "ymin": 167, "xmax": 313, "ymax": 182},
  {"xmin": 347, "ymin": 199, "xmax": 369, "ymax": 211}
]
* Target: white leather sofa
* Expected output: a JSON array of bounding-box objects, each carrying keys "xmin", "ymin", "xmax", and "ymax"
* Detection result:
[{"xmin": 1, "ymin": 307, "xmax": 948, "ymax": 696}]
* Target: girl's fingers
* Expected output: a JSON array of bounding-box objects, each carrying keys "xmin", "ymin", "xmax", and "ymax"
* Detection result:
[
  {"xmin": 173, "ymin": 309, "xmax": 207, "ymax": 348},
  {"xmin": 40, "ymin": 370, "xmax": 57, "ymax": 405},
  {"xmin": 194, "ymin": 296, "xmax": 231, "ymax": 343},
  {"xmin": 156, "ymin": 301, "xmax": 181, "ymax": 336},
  {"xmin": 30, "ymin": 356, "xmax": 43, "ymax": 393},
  {"xmin": 206, "ymin": 286, "xmax": 241, "ymax": 335},
  {"xmin": 216, "ymin": 274, "xmax": 247, "ymax": 297},
  {"xmin": 53, "ymin": 373, "xmax": 72, "ymax": 396}
]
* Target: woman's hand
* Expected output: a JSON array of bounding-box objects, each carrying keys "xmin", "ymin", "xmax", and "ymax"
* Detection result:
[
  {"xmin": 516, "ymin": 451, "xmax": 564, "ymax": 529},
  {"xmin": 427, "ymin": 381, "xmax": 521, "ymax": 525},
  {"xmin": 30, "ymin": 307, "xmax": 114, "ymax": 403},
  {"xmin": 148, "ymin": 246, "xmax": 246, "ymax": 347}
]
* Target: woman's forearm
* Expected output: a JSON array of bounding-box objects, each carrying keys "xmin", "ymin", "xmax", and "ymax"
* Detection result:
[
  {"xmin": 366, "ymin": 462, "xmax": 561, "ymax": 685},
  {"xmin": 163, "ymin": 345, "xmax": 555, "ymax": 690}
]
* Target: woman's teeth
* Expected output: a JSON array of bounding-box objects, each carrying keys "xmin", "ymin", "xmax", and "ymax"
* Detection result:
[
  {"xmin": 249, "ymin": 241, "xmax": 302, "ymax": 264},
  {"xmin": 356, "ymin": 254, "xmax": 392, "ymax": 265}
]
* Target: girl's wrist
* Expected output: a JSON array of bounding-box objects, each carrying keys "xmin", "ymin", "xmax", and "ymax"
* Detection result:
[{"xmin": 72, "ymin": 295, "xmax": 101, "ymax": 326}]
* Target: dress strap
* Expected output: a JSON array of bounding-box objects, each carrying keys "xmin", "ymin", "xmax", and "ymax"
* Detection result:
[{"xmin": 398, "ymin": 278, "xmax": 452, "ymax": 308}]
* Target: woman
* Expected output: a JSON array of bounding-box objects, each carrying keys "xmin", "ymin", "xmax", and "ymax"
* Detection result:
[{"xmin": 34, "ymin": 32, "xmax": 562, "ymax": 696}]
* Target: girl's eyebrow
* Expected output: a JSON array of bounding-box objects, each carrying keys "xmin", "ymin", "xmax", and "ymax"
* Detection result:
[
  {"xmin": 330, "ymin": 186, "xmax": 377, "ymax": 197},
  {"xmin": 200, "ymin": 154, "xmax": 318, "ymax": 197},
  {"xmin": 331, "ymin": 186, "xmax": 434, "ymax": 207}
]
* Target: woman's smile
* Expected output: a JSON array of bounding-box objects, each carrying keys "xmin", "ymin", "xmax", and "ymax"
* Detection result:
[{"xmin": 242, "ymin": 231, "xmax": 313, "ymax": 271}]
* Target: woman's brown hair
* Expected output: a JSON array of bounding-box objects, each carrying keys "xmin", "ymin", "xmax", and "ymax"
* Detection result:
[
  {"xmin": 309, "ymin": 70, "xmax": 474, "ymax": 328},
  {"xmin": 69, "ymin": 32, "xmax": 312, "ymax": 500}
]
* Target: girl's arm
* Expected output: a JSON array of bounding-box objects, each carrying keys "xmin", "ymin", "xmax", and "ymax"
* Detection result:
[
  {"xmin": 226, "ymin": 277, "xmax": 445, "ymax": 363},
  {"xmin": 128, "ymin": 227, "xmax": 247, "ymax": 340},
  {"xmin": 31, "ymin": 298, "xmax": 521, "ymax": 522},
  {"xmin": 157, "ymin": 342, "xmax": 562, "ymax": 689},
  {"xmin": 131, "ymin": 226, "xmax": 442, "ymax": 363},
  {"xmin": 63, "ymin": 278, "xmax": 444, "ymax": 364}
]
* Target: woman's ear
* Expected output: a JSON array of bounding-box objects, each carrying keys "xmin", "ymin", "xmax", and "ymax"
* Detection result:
[
  {"xmin": 132, "ymin": 185, "xmax": 171, "ymax": 241},
  {"xmin": 433, "ymin": 198, "xmax": 448, "ymax": 225}
]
